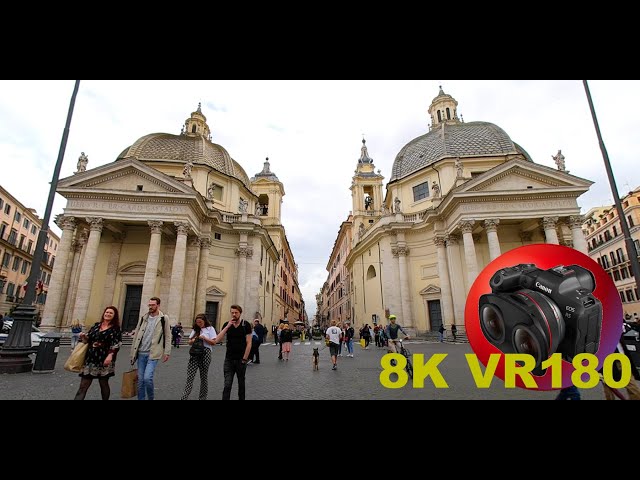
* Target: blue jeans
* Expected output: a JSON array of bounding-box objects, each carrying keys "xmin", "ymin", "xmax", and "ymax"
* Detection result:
[
  {"xmin": 346, "ymin": 339, "xmax": 353, "ymax": 354},
  {"xmin": 137, "ymin": 352, "xmax": 159, "ymax": 400}
]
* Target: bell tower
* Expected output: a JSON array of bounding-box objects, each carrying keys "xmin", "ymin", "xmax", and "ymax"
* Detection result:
[
  {"xmin": 250, "ymin": 157, "xmax": 285, "ymax": 226},
  {"xmin": 350, "ymin": 138, "xmax": 384, "ymax": 244},
  {"xmin": 428, "ymin": 86, "xmax": 460, "ymax": 130}
]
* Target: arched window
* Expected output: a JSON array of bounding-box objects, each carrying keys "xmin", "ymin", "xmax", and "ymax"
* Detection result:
[
  {"xmin": 259, "ymin": 271, "xmax": 263, "ymax": 285},
  {"xmin": 437, "ymin": 110, "xmax": 442, "ymax": 122},
  {"xmin": 367, "ymin": 265, "xmax": 377, "ymax": 280},
  {"xmin": 446, "ymin": 107, "xmax": 451, "ymax": 120},
  {"xmin": 266, "ymin": 282, "xmax": 270, "ymax": 293},
  {"xmin": 192, "ymin": 125, "xmax": 197, "ymax": 133}
]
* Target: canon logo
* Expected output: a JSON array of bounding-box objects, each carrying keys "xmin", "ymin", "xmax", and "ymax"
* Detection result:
[{"xmin": 535, "ymin": 282, "xmax": 552, "ymax": 294}]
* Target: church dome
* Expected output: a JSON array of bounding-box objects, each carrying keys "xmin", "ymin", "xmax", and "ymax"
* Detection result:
[
  {"xmin": 116, "ymin": 104, "xmax": 252, "ymax": 188},
  {"xmin": 390, "ymin": 88, "xmax": 532, "ymax": 182}
]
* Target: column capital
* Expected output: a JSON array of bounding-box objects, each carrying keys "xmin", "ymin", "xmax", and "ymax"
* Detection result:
[
  {"xmin": 198, "ymin": 237, "xmax": 212, "ymax": 250},
  {"xmin": 568, "ymin": 215, "xmax": 584, "ymax": 229},
  {"xmin": 458, "ymin": 220, "xmax": 475, "ymax": 234},
  {"xmin": 148, "ymin": 220, "xmax": 163, "ymax": 234},
  {"xmin": 542, "ymin": 216, "xmax": 559, "ymax": 229},
  {"xmin": 175, "ymin": 222, "xmax": 190, "ymax": 236},
  {"xmin": 85, "ymin": 217, "xmax": 103, "ymax": 232},
  {"xmin": 483, "ymin": 219, "xmax": 500, "ymax": 232},
  {"xmin": 446, "ymin": 234, "xmax": 460, "ymax": 246},
  {"xmin": 235, "ymin": 246, "xmax": 253, "ymax": 258},
  {"xmin": 56, "ymin": 215, "xmax": 76, "ymax": 231},
  {"xmin": 434, "ymin": 236, "xmax": 447, "ymax": 248},
  {"xmin": 392, "ymin": 245, "xmax": 410, "ymax": 257}
]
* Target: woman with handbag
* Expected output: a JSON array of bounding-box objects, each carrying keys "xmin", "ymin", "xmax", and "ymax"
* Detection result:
[
  {"xmin": 181, "ymin": 314, "xmax": 217, "ymax": 400},
  {"xmin": 73, "ymin": 306, "xmax": 122, "ymax": 400}
]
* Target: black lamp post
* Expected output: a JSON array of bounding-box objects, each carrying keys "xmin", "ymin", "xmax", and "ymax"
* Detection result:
[
  {"xmin": 0, "ymin": 80, "xmax": 80, "ymax": 373},
  {"xmin": 583, "ymin": 80, "xmax": 640, "ymax": 299}
]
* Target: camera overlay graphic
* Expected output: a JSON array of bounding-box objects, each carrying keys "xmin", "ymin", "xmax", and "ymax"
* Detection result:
[{"xmin": 466, "ymin": 244, "xmax": 622, "ymax": 390}]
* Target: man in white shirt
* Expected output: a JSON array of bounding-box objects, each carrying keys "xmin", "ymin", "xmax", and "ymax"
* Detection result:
[{"xmin": 325, "ymin": 320, "xmax": 342, "ymax": 371}]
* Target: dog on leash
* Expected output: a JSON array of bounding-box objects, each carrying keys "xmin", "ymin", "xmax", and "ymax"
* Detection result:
[{"xmin": 312, "ymin": 348, "xmax": 320, "ymax": 371}]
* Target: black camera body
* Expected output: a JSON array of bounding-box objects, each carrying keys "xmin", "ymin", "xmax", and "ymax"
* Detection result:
[{"xmin": 479, "ymin": 264, "xmax": 602, "ymax": 375}]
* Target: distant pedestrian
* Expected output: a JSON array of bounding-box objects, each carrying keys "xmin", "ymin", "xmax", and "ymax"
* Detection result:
[
  {"xmin": 280, "ymin": 324, "xmax": 293, "ymax": 361},
  {"xmin": 326, "ymin": 320, "xmax": 342, "ymax": 371},
  {"xmin": 451, "ymin": 324, "xmax": 457, "ymax": 342},
  {"xmin": 70, "ymin": 321, "xmax": 83, "ymax": 349},
  {"xmin": 438, "ymin": 324, "xmax": 445, "ymax": 342}
]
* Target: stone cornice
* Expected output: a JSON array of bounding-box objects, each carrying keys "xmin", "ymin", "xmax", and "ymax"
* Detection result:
[
  {"xmin": 81, "ymin": 168, "xmax": 181, "ymax": 192},
  {"xmin": 468, "ymin": 168, "xmax": 564, "ymax": 192}
]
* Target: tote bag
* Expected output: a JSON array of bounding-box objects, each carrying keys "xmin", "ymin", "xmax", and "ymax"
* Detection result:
[
  {"xmin": 121, "ymin": 369, "xmax": 138, "ymax": 399},
  {"xmin": 63, "ymin": 342, "xmax": 88, "ymax": 373}
]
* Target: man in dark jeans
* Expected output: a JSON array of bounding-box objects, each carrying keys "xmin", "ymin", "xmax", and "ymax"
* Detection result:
[{"xmin": 214, "ymin": 304, "xmax": 252, "ymax": 400}]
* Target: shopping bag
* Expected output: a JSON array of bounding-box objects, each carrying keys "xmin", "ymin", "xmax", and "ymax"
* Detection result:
[
  {"xmin": 63, "ymin": 342, "xmax": 88, "ymax": 373},
  {"xmin": 121, "ymin": 369, "xmax": 138, "ymax": 399},
  {"xmin": 360, "ymin": 339, "xmax": 366, "ymax": 348}
]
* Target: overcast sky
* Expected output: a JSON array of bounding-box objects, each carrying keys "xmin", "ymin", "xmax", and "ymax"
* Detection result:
[{"xmin": 1, "ymin": 80, "xmax": 638, "ymax": 318}]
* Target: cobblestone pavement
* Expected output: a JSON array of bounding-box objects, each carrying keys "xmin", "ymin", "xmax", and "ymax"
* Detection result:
[{"xmin": 0, "ymin": 341, "xmax": 606, "ymax": 400}]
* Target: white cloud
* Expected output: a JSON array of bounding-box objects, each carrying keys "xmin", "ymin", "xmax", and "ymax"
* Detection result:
[{"xmin": 1, "ymin": 80, "xmax": 637, "ymax": 318}]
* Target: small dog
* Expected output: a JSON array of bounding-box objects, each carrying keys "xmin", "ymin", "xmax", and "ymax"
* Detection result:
[{"xmin": 312, "ymin": 348, "xmax": 320, "ymax": 371}]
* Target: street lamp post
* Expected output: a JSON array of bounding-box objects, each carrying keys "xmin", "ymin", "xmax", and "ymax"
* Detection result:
[
  {"xmin": 0, "ymin": 80, "xmax": 80, "ymax": 373},
  {"xmin": 583, "ymin": 80, "xmax": 640, "ymax": 298}
]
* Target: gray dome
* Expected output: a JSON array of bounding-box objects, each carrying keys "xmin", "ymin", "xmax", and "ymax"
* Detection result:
[
  {"xmin": 117, "ymin": 132, "xmax": 251, "ymax": 188},
  {"xmin": 390, "ymin": 121, "xmax": 528, "ymax": 182}
]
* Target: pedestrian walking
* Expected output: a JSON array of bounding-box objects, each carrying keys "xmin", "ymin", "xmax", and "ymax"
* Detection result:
[
  {"xmin": 214, "ymin": 304, "xmax": 252, "ymax": 400},
  {"xmin": 181, "ymin": 314, "xmax": 216, "ymax": 400}
]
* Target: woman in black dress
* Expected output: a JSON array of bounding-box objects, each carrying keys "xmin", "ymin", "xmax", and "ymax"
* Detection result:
[{"xmin": 73, "ymin": 306, "xmax": 122, "ymax": 400}]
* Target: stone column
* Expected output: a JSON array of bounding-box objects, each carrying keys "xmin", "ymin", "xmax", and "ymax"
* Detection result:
[
  {"xmin": 459, "ymin": 220, "xmax": 479, "ymax": 290},
  {"xmin": 180, "ymin": 236, "xmax": 201, "ymax": 323},
  {"xmin": 194, "ymin": 237, "xmax": 211, "ymax": 316},
  {"xmin": 41, "ymin": 216, "xmax": 76, "ymax": 330},
  {"xmin": 434, "ymin": 236, "xmax": 455, "ymax": 329},
  {"xmin": 235, "ymin": 234, "xmax": 252, "ymax": 309},
  {"xmin": 71, "ymin": 218, "xmax": 103, "ymax": 323},
  {"xmin": 64, "ymin": 232, "xmax": 86, "ymax": 326},
  {"xmin": 168, "ymin": 222, "xmax": 190, "ymax": 324},
  {"xmin": 139, "ymin": 221, "xmax": 163, "ymax": 317},
  {"xmin": 446, "ymin": 235, "xmax": 466, "ymax": 326},
  {"xmin": 484, "ymin": 219, "xmax": 502, "ymax": 261},
  {"xmin": 58, "ymin": 239, "xmax": 77, "ymax": 327},
  {"xmin": 543, "ymin": 216, "xmax": 560, "ymax": 245},
  {"xmin": 101, "ymin": 233, "xmax": 125, "ymax": 309},
  {"xmin": 392, "ymin": 233, "xmax": 412, "ymax": 327},
  {"xmin": 569, "ymin": 215, "xmax": 588, "ymax": 254}
]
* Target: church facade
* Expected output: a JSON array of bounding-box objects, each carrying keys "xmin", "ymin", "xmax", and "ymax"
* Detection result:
[
  {"xmin": 341, "ymin": 88, "xmax": 592, "ymax": 335},
  {"xmin": 41, "ymin": 105, "xmax": 303, "ymax": 333}
]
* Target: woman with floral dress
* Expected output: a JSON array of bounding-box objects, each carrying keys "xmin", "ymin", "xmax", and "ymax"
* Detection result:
[{"xmin": 73, "ymin": 306, "xmax": 122, "ymax": 400}]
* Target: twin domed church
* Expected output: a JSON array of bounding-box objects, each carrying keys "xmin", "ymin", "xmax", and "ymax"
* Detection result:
[
  {"xmin": 319, "ymin": 87, "xmax": 593, "ymax": 336},
  {"xmin": 41, "ymin": 104, "xmax": 304, "ymax": 333}
]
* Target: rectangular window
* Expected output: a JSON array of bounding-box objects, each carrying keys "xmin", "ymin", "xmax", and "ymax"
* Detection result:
[
  {"xmin": 18, "ymin": 234, "xmax": 25, "ymax": 251},
  {"xmin": 21, "ymin": 260, "xmax": 29, "ymax": 275},
  {"xmin": 610, "ymin": 252, "xmax": 617, "ymax": 266},
  {"xmin": 31, "ymin": 225, "xmax": 37, "ymax": 235},
  {"xmin": 8, "ymin": 229, "xmax": 17, "ymax": 245},
  {"xmin": 626, "ymin": 290, "xmax": 635, "ymax": 302},
  {"xmin": 622, "ymin": 268, "xmax": 629, "ymax": 279},
  {"xmin": 629, "ymin": 215, "xmax": 635, "ymax": 227},
  {"xmin": 412, "ymin": 182, "xmax": 429, "ymax": 202},
  {"xmin": 616, "ymin": 248, "xmax": 625, "ymax": 264},
  {"xmin": 214, "ymin": 233, "xmax": 221, "ymax": 240},
  {"xmin": 12, "ymin": 256, "xmax": 21, "ymax": 271},
  {"xmin": 7, "ymin": 283, "xmax": 15, "ymax": 297},
  {"xmin": 613, "ymin": 270, "xmax": 621, "ymax": 281},
  {"xmin": 26, "ymin": 240, "xmax": 33, "ymax": 255},
  {"xmin": 4, "ymin": 203, "xmax": 10, "ymax": 215},
  {"xmin": 0, "ymin": 198, "xmax": 3, "ymax": 210},
  {"xmin": 1, "ymin": 253, "xmax": 10, "ymax": 268},
  {"xmin": 14, "ymin": 211, "xmax": 21, "ymax": 223},
  {"xmin": 635, "ymin": 240, "xmax": 640, "ymax": 255},
  {"xmin": 23, "ymin": 218, "xmax": 30, "ymax": 229},
  {"xmin": 620, "ymin": 291, "xmax": 626, "ymax": 303},
  {"xmin": 0, "ymin": 222, "xmax": 7, "ymax": 240}
]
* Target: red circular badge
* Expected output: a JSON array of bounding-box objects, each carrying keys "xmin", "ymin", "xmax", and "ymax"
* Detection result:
[{"xmin": 465, "ymin": 244, "xmax": 622, "ymax": 390}]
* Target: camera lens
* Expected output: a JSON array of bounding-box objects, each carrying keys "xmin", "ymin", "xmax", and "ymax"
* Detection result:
[
  {"xmin": 513, "ymin": 326, "xmax": 542, "ymax": 363},
  {"xmin": 480, "ymin": 304, "xmax": 505, "ymax": 342}
]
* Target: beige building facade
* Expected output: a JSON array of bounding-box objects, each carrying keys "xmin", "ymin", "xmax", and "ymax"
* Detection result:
[
  {"xmin": 41, "ymin": 105, "xmax": 303, "ymax": 333},
  {"xmin": 0, "ymin": 186, "xmax": 60, "ymax": 316},
  {"xmin": 322, "ymin": 214, "xmax": 353, "ymax": 327},
  {"xmin": 583, "ymin": 186, "xmax": 640, "ymax": 318},
  {"xmin": 344, "ymin": 88, "xmax": 593, "ymax": 335}
]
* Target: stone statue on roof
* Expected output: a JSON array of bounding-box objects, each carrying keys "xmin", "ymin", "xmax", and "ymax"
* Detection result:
[{"xmin": 76, "ymin": 152, "xmax": 88, "ymax": 174}]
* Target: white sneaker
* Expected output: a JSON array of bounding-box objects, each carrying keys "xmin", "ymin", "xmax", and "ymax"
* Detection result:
[{"xmin": 338, "ymin": 354, "xmax": 343, "ymax": 357}]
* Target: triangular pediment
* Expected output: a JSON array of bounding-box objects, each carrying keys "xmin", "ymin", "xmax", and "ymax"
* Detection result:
[
  {"xmin": 459, "ymin": 159, "xmax": 592, "ymax": 194},
  {"xmin": 58, "ymin": 158, "xmax": 196, "ymax": 195},
  {"xmin": 419, "ymin": 284, "xmax": 441, "ymax": 295},
  {"xmin": 206, "ymin": 286, "xmax": 226, "ymax": 296}
]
